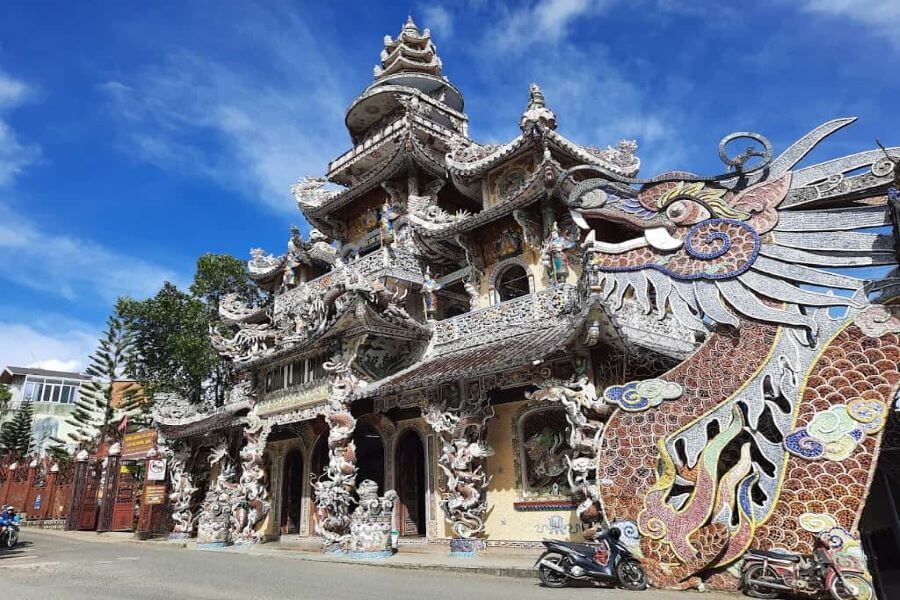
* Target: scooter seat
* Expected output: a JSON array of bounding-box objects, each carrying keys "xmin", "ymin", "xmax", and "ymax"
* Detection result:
[{"xmin": 748, "ymin": 549, "xmax": 801, "ymax": 562}]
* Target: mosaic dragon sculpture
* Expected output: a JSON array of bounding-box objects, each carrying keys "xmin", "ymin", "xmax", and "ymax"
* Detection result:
[
  {"xmin": 564, "ymin": 118, "xmax": 899, "ymax": 595},
  {"xmin": 313, "ymin": 354, "xmax": 363, "ymax": 552},
  {"xmin": 424, "ymin": 392, "xmax": 494, "ymax": 543}
]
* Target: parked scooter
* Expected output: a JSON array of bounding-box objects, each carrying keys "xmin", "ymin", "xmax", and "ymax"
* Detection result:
[
  {"xmin": 741, "ymin": 534, "xmax": 872, "ymax": 600},
  {"xmin": 535, "ymin": 526, "xmax": 647, "ymax": 590},
  {"xmin": 0, "ymin": 506, "xmax": 21, "ymax": 549}
]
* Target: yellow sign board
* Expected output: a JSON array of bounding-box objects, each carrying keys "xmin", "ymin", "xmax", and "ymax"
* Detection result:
[
  {"xmin": 143, "ymin": 484, "xmax": 166, "ymax": 505},
  {"xmin": 122, "ymin": 430, "xmax": 157, "ymax": 459}
]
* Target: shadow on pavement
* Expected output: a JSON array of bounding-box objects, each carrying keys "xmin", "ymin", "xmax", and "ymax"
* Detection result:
[{"xmin": 0, "ymin": 540, "xmax": 34, "ymax": 560}]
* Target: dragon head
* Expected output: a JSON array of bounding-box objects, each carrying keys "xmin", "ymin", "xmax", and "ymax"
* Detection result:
[{"xmin": 567, "ymin": 119, "xmax": 897, "ymax": 334}]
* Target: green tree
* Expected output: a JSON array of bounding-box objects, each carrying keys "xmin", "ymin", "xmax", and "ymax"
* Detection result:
[
  {"xmin": 117, "ymin": 283, "xmax": 213, "ymax": 405},
  {"xmin": 190, "ymin": 252, "xmax": 261, "ymax": 310},
  {"xmin": 64, "ymin": 316, "xmax": 145, "ymax": 449},
  {"xmin": 0, "ymin": 399, "xmax": 34, "ymax": 456},
  {"xmin": 118, "ymin": 253, "xmax": 259, "ymax": 406}
]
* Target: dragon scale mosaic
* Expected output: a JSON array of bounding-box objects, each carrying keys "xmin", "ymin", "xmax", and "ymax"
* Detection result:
[{"xmin": 571, "ymin": 120, "xmax": 900, "ymax": 593}]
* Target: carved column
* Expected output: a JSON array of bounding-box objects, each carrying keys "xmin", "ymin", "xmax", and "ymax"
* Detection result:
[
  {"xmin": 196, "ymin": 437, "xmax": 238, "ymax": 547},
  {"xmin": 525, "ymin": 368, "xmax": 612, "ymax": 537},
  {"xmin": 163, "ymin": 441, "xmax": 199, "ymax": 540},
  {"xmin": 232, "ymin": 413, "xmax": 271, "ymax": 544},
  {"xmin": 313, "ymin": 357, "xmax": 362, "ymax": 553},
  {"xmin": 424, "ymin": 388, "xmax": 494, "ymax": 557}
]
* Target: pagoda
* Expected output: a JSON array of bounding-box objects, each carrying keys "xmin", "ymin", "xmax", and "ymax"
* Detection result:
[{"xmin": 151, "ymin": 17, "xmax": 899, "ymax": 596}]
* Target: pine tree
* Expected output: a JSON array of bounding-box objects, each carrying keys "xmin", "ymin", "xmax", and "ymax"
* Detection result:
[
  {"xmin": 63, "ymin": 315, "xmax": 146, "ymax": 450},
  {"xmin": 0, "ymin": 399, "xmax": 34, "ymax": 456}
]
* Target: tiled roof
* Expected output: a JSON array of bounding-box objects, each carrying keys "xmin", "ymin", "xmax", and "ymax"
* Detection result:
[{"xmin": 362, "ymin": 323, "xmax": 577, "ymax": 396}]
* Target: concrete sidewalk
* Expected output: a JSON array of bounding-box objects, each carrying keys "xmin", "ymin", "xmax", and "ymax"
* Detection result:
[
  {"xmin": 22, "ymin": 526, "xmax": 540, "ymax": 579},
  {"xmin": 250, "ymin": 539, "xmax": 539, "ymax": 578}
]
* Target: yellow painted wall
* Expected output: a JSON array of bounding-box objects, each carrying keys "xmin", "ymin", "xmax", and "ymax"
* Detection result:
[{"xmin": 437, "ymin": 399, "xmax": 584, "ymax": 542}]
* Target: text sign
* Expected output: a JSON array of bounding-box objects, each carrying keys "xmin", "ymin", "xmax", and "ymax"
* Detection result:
[
  {"xmin": 122, "ymin": 430, "xmax": 158, "ymax": 459},
  {"xmin": 143, "ymin": 484, "xmax": 166, "ymax": 505}
]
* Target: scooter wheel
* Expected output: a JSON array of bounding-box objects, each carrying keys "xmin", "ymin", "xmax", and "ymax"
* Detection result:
[
  {"xmin": 742, "ymin": 564, "xmax": 780, "ymax": 599},
  {"xmin": 537, "ymin": 552, "xmax": 570, "ymax": 588},
  {"xmin": 831, "ymin": 574, "xmax": 873, "ymax": 600},
  {"xmin": 617, "ymin": 560, "xmax": 648, "ymax": 591}
]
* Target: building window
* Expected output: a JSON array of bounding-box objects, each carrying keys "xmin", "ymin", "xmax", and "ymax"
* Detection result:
[
  {"xmin": 267, "ymin": 354, "xmax": 329, "ymax": 393},
  {"xmin": 22, "ymin": 376, "xmax": 80, "ymax": 404},
  {"xmin": 496, "ymin": 264, "xmax": 530, "ymax": 302}
]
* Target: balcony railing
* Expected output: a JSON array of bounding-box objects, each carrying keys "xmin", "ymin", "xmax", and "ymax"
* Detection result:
[
  {"xmin": 274, "ymin": 246, "xmax": 424, "ymax": 315},
  {"xmin": 432, "ymin": 285, "xmax": 580, "ymax": 352}
]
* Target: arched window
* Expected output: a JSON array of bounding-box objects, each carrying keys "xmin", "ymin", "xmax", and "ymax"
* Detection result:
[{"xmin": 496, "ymin": 264, "xmax": 531, "ymax": 302}]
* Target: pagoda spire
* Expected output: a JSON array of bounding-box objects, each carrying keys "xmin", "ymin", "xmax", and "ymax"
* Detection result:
[
  {"xmin": 374, "ymin": 16, "xmax": 443, "ymax": 80},
  {"xmin": 520, "ymin": 83, "xmax": 557, "ymax": 133}
]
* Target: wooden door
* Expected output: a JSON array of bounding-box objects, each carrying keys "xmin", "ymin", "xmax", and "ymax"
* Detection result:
[{"xmin": 395, "ymin": 431, "xmax": 426, "ymax": 537}]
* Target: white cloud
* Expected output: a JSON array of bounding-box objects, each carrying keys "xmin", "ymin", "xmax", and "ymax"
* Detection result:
[
  {"xmin": 0, "ymin": 69, "xmax": 40, "ymax": 186},
  {"xmin": 101, "ymin": 6, "xmax": 353, "ymax": 215},
  {"xmin": 490, "ymin": 0, "xmax": 612, "ymax": 53},
  {"xmin": 0, "ymin": 202, "xmax": 181, "ymax": 303},
  {"xmin": 795, "ymin": 0, "xmax": 900, "ymax": 41},
  {"xmin": 420, "ymin": 5, "xmax": 455, "ymax": 37},
  {"xmin": 0, "ymin": 321, "xmax": 97, "ymax": 374}
]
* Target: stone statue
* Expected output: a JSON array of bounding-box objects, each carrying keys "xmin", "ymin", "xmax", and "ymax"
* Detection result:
[
  {"xmin": 540, "ymin": 221, "xmax": 576, "ymax": 284},
  {"xmin": 349, "ymin": 479, "xmax": 398, "ymax": 555},
  {"xmin": 420, "ymin": 266, "xmax": 441, "ymax": 320}
]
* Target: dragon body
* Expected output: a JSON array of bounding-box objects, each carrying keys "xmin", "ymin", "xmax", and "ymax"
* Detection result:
[{"xmin": 569, "ymin": 119, "xmax": 899, "ymax": 593}]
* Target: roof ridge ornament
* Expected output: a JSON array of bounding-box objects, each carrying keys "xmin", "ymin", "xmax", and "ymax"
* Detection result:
[{"xmin": 520, "ymin": 83, "xmax": 557, "ymax": 135}]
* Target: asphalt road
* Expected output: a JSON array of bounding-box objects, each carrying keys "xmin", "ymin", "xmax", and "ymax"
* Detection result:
[{"xmin": 0, "ymin": 530, "xmax": 731, "ymax": 600}]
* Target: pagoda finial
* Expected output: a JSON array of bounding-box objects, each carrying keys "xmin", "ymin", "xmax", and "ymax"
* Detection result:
[
  {"xmin": 374, "ymin": 15, "xmax": 442, "ymax": 80},
  {"xmin": 520, "ymin": 83, "xmax": 557, "ymax": 133},
  {"xmin": 528, "ymin": 83, "xmax": 546, "ymax": 108}
]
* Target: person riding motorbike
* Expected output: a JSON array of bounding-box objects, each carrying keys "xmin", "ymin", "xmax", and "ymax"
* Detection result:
[{"xmin": 0, "ymin": 505, "xmax": 21, "ymax": 549}]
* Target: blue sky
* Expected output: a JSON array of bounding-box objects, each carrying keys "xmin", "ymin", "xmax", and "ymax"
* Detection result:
[{"xmin": 0, "ymin": 0, "xmax": 898, "ymax": 371}]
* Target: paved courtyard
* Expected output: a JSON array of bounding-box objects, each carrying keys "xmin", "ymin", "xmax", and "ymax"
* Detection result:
[{"xmin": 0, "ymin": 530, "xmax": 737, "ymax": 600}]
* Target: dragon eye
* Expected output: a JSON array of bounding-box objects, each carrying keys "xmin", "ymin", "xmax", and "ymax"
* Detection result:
[{"xmin": 666, "ymin": 201, "xmax": 687, "ymax": 221}]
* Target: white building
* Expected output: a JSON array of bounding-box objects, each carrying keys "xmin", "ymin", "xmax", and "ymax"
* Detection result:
[{"xmin": 0, "ymin": 366, "xmax": 90, "ymax": 455}]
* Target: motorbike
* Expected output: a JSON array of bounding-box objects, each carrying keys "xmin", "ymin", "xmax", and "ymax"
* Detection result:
[
  {"xmin": 534, "ymin": 526, "xmax": 647, "ymax": 590},
  {"xmin": 0, "ymin": 506, "xmax": 21, "ymax": 549},
  {"xmin": 741, "ymin": 536, "xmax": 872, "ymax": 600}
]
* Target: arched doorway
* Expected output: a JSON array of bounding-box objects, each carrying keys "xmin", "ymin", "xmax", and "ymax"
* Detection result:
[
  {"xmin": 395, "ymin": 430, "xmax": 426, "ymax": 536},
  {"xmin": 308, "ymin": 434, "xmax": 328, "ymax": 535},
  {"xmin": 496, "ymin": 264, "xmax": 530, "ymax": 302},
  {"xmin": 354, "ymin": 421, "xmax": 385, "ymax": 492},
  {"xmin": 280, "ymin": 448, "xmax": 304, "ymax": 534}
]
